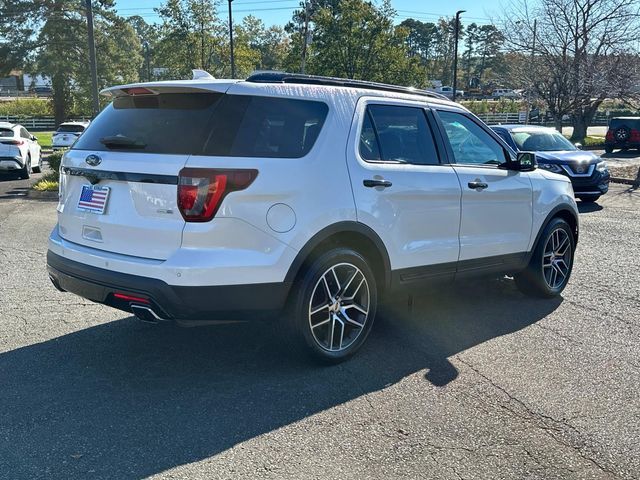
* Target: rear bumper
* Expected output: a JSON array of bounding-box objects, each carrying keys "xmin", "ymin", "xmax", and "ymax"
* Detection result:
[
  {"xmin": 0, "ymin": 157, "xmax": 23, "ymax": 170},
  {"xmin": 47, "ymin": 251, "xmax": 292, "ymax": 322}
]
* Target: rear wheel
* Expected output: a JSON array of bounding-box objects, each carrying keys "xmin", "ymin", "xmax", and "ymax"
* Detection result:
[
  {"xmin": 32, "ymin": 152, "xmax": 42, "ymax": 173},
  {"xmin": 515, "ymin": 218, "xmax": 575, "ymax": 298},
  {"xmin": 284, "ymin": 248, "xmax": 377, "ymax": 363},
  {"xmin": 19, "ymin": 155, "xmax": 31, "ymax": 179}
]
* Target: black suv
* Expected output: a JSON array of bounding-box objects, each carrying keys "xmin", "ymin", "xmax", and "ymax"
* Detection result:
[{"xmin": 605, "ymin": 117, "xmax": 640, "ymax": 153}]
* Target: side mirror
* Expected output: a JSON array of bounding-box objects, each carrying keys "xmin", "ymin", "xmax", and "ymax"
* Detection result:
[
  {"xmin": 503, "ymin": 152, "xmax": 537, "ymax": 171},
  {"xmin": 574, "ymin": 143, "xmax": 582, "ymax": 150},
  {"xmin": 31, "ymin": 135, "xmax": 37, "ymax": 142}
]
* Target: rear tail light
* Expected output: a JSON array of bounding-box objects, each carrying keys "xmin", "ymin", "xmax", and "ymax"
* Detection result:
[
  {"xmin": 177, "ymin": 168, "xmax": 258, "ymax": 222},
  {"xmin": 605, "ymin": 131, "xmax": 614, "ymax": 141},
  {"xmin": 0, "ymin": 139, "xmax": 25, "ymax": 146},
  {"xmin": 123, "ymin": 87, "xmax": 156, "ymax": 96},
  {"xmin": 630, "ymin": 129, "xmax": 640, "ymax": 142}
]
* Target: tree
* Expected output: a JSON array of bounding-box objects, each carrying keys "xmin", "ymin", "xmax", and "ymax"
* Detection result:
[
  {"xmin": 1, "ymin": 0, "xmax": 142, "ymax": 122},
  {"xmin": 304, "ymin": 0, "xmax": 422, "ymax": 86},
  {"xmin": 505, "ymin": 0, "xmax": 640, "ymax": 139}
]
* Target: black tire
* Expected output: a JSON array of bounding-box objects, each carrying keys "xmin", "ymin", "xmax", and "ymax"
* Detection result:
[
  {"xmin": 32, "ymin": 156, "xmax": 42, "ymax": 174},
  {"xmin": 19, "ymin": 155, "xmax": 31, "ymax": 179},
  {"xmin": 515, "ymin": 218, "xmax": 575, "ymax": 298},
  {"xmin": 284, "ymin": 248, "xmax": 378, "ymax": 363},
  {"xmin": 578, "ymin": 195, "xmax": 600, "ymax": 203},
  {"xmin": 604, "ymin": 145, "xmax": 613, "ymax": 154}
]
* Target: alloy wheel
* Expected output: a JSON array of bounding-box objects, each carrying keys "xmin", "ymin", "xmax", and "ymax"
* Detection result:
[
  {"xmin": 542, "ymin": 228, "xmax": 572, "ymax": 289},
  {"xmin": 308, "ymin": 262, "xmax": 370, "ymax": 352}
]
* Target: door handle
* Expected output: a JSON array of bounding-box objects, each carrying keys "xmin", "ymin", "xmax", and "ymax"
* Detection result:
[
  {"xmin": 363, "ymin": 179, "xmax": 392, "ymax": 188},
  {"xmin": 468, "ymin": 181, "xmax": 488, "ymax": 190}
]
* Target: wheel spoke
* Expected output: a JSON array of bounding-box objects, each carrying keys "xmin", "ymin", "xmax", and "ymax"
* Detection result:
[
  {"xmin": 331, "ymin": 268, "xmax": 341, "ymax": 291},
  {"xmin": 311, "ymin": 317, "xmax": 330, "ymax": 329},
  {"xmin": 344, "ymin": 302, "xmax": 368, "ymax": 315},
  {"xmin": 310, "ymin": 303, "xmax": 329, "ymax": 316},
  {"xmin": 341, "ymin": 310, "xmax": 364, "ymax": 328},
  {"xmin": 338, "ymin": 269, "xmax": 359, "ymax": 298},
  {"xmin": 343, "ymin": 277, "xmax": 365, "ymax": 301},
  {"xmin": 322, "ymin": 275, "xmax": 333, "ymax": 300},
  {"xmin": 555, "ymin": 235, "xmax": 569, "ymax": 256},
  {"xmin": 328, "ymin": 315, "xmax": 336, "ymax": 350}
]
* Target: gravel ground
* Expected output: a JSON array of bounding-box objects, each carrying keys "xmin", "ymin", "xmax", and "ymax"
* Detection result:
[{"xmin": 0, "ymin": 176, "xmax": 638, "ymax": 479}]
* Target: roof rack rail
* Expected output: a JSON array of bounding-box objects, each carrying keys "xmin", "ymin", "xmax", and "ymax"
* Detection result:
[{"xmin": 245, "ymin": 72, "xmax": 448, "ymax": 101}]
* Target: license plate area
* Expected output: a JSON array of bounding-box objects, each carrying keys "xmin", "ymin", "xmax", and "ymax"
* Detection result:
[{"xmin": 77, "ymin": 185, "xmax": 110, "ymax": 214}]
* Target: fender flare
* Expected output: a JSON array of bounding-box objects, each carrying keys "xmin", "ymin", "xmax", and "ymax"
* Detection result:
[
  {"xmin": 528, "ymin": 205, "xmax": 579, "ymax": 261},
  {"xmin": 284, "ymin": 221, "xmax": 392, "ymax": 288}
]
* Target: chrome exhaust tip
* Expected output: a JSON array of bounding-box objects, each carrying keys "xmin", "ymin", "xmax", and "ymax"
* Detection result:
[{"xmin": 131, "ymin": 304, "xmax": 169, "ymax": 324}]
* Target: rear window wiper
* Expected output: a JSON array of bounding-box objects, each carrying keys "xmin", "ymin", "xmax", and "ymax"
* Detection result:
[{"xmin": 99, "ymin": 135, "xmax": 147, "ymax": 149}]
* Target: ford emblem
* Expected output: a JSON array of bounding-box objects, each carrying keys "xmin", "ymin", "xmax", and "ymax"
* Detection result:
[{"xmin": 85, "ymin": 154, "xmax": 102, "ymax": 167}]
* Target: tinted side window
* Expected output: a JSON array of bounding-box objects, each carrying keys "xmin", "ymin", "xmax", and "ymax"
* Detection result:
[
  {"xmin": 437, "ymin": 111, "xmax": 506, "ymax": 166},
  {"xmin": 20, "ymin": 128, "xmax": 30, "ymax": 139},
  {"xmin": 203, "ymin": 96, "xmax": 328, "ymax": 158},
  {"xmin": 359, "ymin": 110, "xmax": 381, "ymax": 161},
  {"xmin": 361, "ymin": 105, "xmax": 439, "ymax": 165}
]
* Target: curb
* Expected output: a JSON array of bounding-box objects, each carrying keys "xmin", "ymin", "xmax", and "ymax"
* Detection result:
[
  {"xmin": 27, "ymin": 189, "xmax": 59, "ymax": 201},
  {"xmin": 610, "ymin": 177, "xmax": 638, "ymax": 186}
]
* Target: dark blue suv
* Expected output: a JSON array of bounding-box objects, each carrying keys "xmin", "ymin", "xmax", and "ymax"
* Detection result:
[{"xmin": 492, "ymin": 125, "xmax": 610, "ymax": 203}]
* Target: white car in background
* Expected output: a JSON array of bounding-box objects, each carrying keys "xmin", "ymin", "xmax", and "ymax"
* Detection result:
[
  {"xmin": 52, "ymin": 121, "xmax": 90, "ymax": 150},
  {"xmin": 0, "ymin": 122, "xmax": 42, "ymax": 179},
  {"xmin": 491, "ymin": 89, "xmax": 522, "ymax": 99}
]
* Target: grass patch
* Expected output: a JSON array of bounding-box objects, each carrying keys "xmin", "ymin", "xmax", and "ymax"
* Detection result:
[
  {"xmin": 33, "ymin": 131, "xmax": 53, "ymax": 150},
  {"xmin": 32, "ymin": 172, "xmax": 59, "ymax": 191}
]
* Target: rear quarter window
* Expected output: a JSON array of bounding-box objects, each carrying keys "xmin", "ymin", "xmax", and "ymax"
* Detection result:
[{"xmin": 202, "ymin": 96, "xmax": 328, "ymax": 158}]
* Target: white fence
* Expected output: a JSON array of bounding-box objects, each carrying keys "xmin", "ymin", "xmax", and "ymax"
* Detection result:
[{"xmin": 0, "ymin": 116, "xmax": 90, "ymax": 131}]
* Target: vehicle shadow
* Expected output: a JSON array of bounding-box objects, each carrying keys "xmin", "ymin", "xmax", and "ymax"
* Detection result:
[
  {"xmin": 0, "ymin": 277, "xmax": 561, "ymax": 478},
  {"xmin": 577, "ymin": 201, "xmax": 603, "ymax": 213}
]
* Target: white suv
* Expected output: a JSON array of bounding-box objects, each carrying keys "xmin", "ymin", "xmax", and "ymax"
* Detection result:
[
  {"xmin": 0, "ymin": 122, "xmax": 42, "ymax": 178},
  {"xmin": 47, "ymin": 72, "xmax": 579, "ymax": 362}
]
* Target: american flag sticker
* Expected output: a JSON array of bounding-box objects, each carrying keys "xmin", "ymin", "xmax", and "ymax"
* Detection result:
[{"xmin": 78, "ymin": 185, "xmax": 110, "ymax": 214}]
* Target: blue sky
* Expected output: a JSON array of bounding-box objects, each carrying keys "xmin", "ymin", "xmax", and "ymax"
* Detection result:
[{"xmin": 114, "ymin": 0, "xmax": 500, "ymax": 27}]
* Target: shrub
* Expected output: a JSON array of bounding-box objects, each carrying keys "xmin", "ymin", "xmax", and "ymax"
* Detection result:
[
  {"xmin": 0, "ymin": 98, "xmax": 52, "ymax": 117},
  {"xmin": 32, "ymin": 172, "xmax": 59, "ymax": 191}
]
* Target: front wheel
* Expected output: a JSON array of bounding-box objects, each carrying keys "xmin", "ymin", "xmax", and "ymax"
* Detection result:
[
  {"xmin": 515, "ymin": 218, "xmax": 575, "ymax": 298},
  {"xmin": 285, "ymin": 248, "xmax": 378, "ymax": 363}
]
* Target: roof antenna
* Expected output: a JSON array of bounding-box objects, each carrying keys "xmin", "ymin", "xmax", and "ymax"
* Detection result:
[{"xmin": 192, "ymin": 69, "xmax": 215, "ymax": 80}]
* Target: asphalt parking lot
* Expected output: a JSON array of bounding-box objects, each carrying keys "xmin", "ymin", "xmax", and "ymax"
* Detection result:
[{"xmin": 0, "ymin": 171, "xmax": 639, "ymax": 479}]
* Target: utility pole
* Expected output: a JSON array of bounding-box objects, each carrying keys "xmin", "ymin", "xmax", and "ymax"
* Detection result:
[
  {"xmin": 143, "ymin": 41, "xmax": 151, "ymax": 82},
  {"xmin": 85, "ymin": 0, "xmax": 99, "ymax": 117},
  {"xmin": 452, "ymin": 10, "xmax": 465, "ymax": 102},
  {"xmin": 228, "ymin": 0, "xmax": 235, "ymax": 78},
  {"xmin": 526, "ymin": 18, "xmax": 537, "ymax": 125},
  {"xmin": 301, "ymin": 1, "xmax": 310, "ymax": 74}
]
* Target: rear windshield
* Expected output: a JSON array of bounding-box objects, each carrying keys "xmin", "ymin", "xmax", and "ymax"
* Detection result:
[
  {"xmin": 56, "ymin": 124, "xmax": 86, "ymax": 133},
  {"xmin": 0, "ymin": 128, "xmax": 13, "ymax": 137},
  {"xmin": 511, "ymin": 130, "xmax": 576, "ymax": 151},
  {"xmin": 73, "ymin": 92, "xmax": 329, "ymax": 157},
  {"xmin": 609, "ymin": 118, "xmax": 640, "ymax": 129}
]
